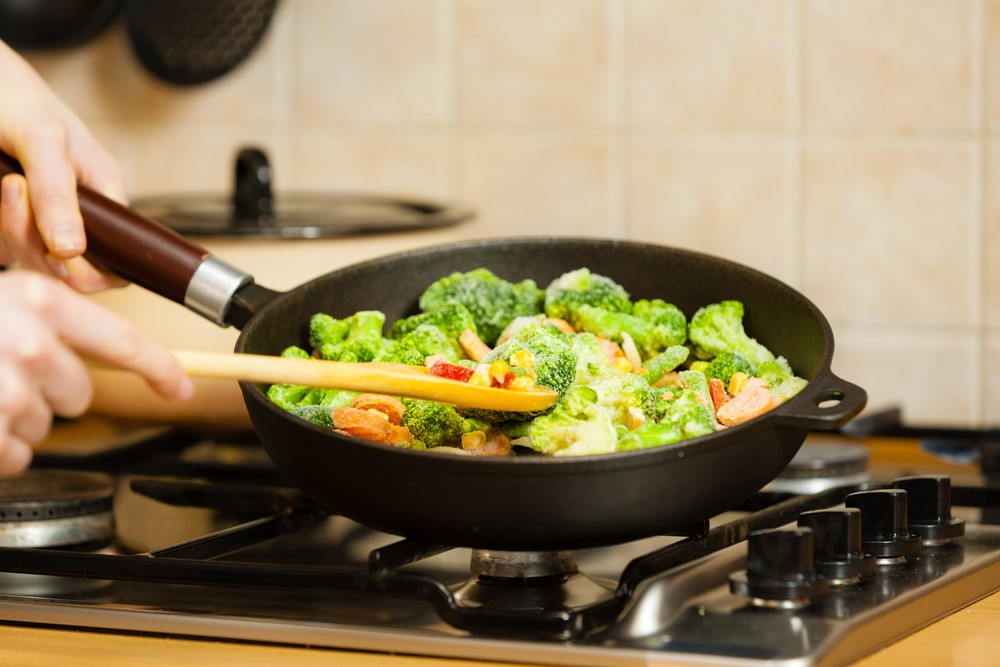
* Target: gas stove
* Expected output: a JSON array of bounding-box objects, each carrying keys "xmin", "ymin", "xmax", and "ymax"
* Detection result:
[{"xmin": 0, "ymin": 418, "xmax": 998, "ymax": 666}]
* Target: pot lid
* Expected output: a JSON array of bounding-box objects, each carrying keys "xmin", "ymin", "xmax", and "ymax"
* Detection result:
[{"xmin": 132, "ymin": 147, "xmax": 475, "ymax": 238}]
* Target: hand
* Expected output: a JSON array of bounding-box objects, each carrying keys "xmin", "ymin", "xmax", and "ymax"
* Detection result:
[
  {"xmin": 0, "ymin": 271, "xmax": 194, "ymax": 477},
  {"xmin": 0, "ymin": 39, "xmax": 126, "ymax": 291}
]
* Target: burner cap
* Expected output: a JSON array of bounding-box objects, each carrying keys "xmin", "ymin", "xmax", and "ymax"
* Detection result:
[
  {"xmin": 0, "ymin": 470, "xmax": 115, "ymax": 549},
  {"xmin": 767, "ymin": 440, "xmax": 869, "ymax": 494}
]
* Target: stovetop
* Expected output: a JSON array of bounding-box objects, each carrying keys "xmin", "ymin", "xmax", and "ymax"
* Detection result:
[{"xmin": 0, "ymin": 420, "xmax": 998, "ymax": 667}]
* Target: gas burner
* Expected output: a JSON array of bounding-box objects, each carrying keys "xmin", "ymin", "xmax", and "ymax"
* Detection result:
[
  {"xmin": 766, "ymin": 438, "xmax": 869, "ymax": 494},
  {"xmin": 0, "ymin": 469, "xmax": 115, "ymax": 550},
  {"xmin": 451, "ymin": 550, "xmax": 617, "ymax": 624}
]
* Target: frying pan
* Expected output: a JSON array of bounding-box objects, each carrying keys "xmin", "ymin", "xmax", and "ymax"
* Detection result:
[{"xmin": 0, "ymin": 153, "xmax": 866, "ymax": 550}]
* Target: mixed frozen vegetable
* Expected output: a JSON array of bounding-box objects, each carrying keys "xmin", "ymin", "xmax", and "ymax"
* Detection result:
[{"xmin": 266, "ymin": 267, "xmax": 807, "ymax": 457}]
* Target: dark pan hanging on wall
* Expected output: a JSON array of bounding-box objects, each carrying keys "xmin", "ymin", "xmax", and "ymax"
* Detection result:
[
  {"xmin": 125, "ymin": 0, "xmax": 278, "ymax": 86},
  {"xmin": 0, "ymin": 0, "xmax": 277, "ymax": 86}
]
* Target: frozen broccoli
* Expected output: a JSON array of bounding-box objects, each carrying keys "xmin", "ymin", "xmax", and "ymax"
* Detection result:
[
  {"xmin": 418, "ymin": 268, "xmax": 544, "ymax": 345},
  {"xmin": 543, "ymin": 268, "xmax": 631, "ymax": 329},
  {"xmin": 266, "ymin": 346, "xmax": 317, "ymax": 410},
  {"xmin": 464, "ymin": 325, "xmax": 578, "ymax": 423},
  {"xmin": 396, "ymin": 324, "xmax": 463, "ymax": 362},
  {"xmin": 565, "ymin": 331, "xmax": 612, "ymax": 385},
  {"xmin": 588, "ymin": 369, "xmax": 657, "ymax": 427},
  {"xmin": 290, "ymin": 404, "xmax": 335, "ymax": 429},
  {"xmin": 310, "ymin": 310, "xmax": 389, "ymax": 362},
  {"xmin": 678, "ymin": 369, "xmax": 717, "ymax": 426},
  {"xmin": 704, "ymin": 351, "xmax": 757, "ymax": 386},
  {"xmin": 401, "ymin": 399, "xmax": 467, "ymax": 448},
  {"xmin": 526, "ymin": 386, "xmax": 618, "ymax": 457},
  {"xmin": 642, "ymin": 345, "xmax": 690, "ymax": 384},
  {"xmin": 388, "ymin": 302, "xmax": 478, "ymax": 342},
  {"xmin": 619, "ymin": 389, "xmax": 715, "ymax": 451},
  {"xmin": 574, "ymin": 298, "xmax": 687, "ymax": 359},
  {"xmin": 687, "ymin": 300, "xmax": 775, "ymax": 367},
  {"xmin": 757, "ymin": 356, "xmax": 809, "ymax": 403}
]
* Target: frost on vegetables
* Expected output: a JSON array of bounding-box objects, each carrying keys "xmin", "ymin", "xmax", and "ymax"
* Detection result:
[{"xmin": 266, "ymin": 267, "xmax": 808, "ymax": 457}]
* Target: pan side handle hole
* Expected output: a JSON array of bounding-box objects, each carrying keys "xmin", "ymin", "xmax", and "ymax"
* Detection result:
[{"xmin": 814, "ymin": 390, "xmax": 844, "ymax": 410}]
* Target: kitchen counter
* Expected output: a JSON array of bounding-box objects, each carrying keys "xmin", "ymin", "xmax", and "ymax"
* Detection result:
[{"xmin": 1, "ymin": 591, "xmax": 998, "ymax": 666}]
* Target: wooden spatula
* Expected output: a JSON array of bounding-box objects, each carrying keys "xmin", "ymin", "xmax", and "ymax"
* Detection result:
[{"xmin": 172, "ymin": 350, "xmax": 558, "ymax": 412}]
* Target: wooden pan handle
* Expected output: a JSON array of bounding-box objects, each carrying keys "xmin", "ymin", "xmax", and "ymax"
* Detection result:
[{"xmin": 0, "ymin": 150, "xmax": 207, "ymax": 303}]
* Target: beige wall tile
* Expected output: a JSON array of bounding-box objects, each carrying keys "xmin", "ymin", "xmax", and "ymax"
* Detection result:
[
  {"xmin": 802, "ymin": 140, "xmax": 977, "ymax": 327},
  {"xmin": 627, "ymin": 0, "xmax": 789, "ymax": 129},
  {"xmin": 835, "ymin": 328, "xmax": 979, "ymax": 426},
  {"xmin": 988, "ymin": 335, "xmax": 1000, "ymax": 423},
  {"xmin": 804, "ymin": 0, "xmax": 975, "ymax": 130},
  {"xmin": 986, "ymin": 0, "xmax": 1000, "ymax": 133},
  {"xmin": 290, "ymin": 126, "xmax": 453, "ymax": 198},
  {"xmin": 22, "ymin": 28, "xmax": 131, "ymax": 124},
  {"xmin": 130, "ymin": 124, "xmax": 280, "ymax": 197},
  {"xmin": 987, "ymin": 144, "xmax": 1000, "ymax": 328},
  {"xmin": 458, "ymin": 130, "xmax": 615, "ymax": 236},
  {"xmin": 457, "ymin": 0, "xmax": 610, "ymax": 124},
  {"xmin": 625, "ymin": 135, "xmax": 795, "ymax": 283},
  {"xmin": 294, "ymin": 0, "xmax": 447, "ymax": 123}
]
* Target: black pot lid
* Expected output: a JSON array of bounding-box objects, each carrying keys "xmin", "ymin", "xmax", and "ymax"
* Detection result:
[{"xmin": 132, "ymin": 147, "xmax": 475, "ymax": 238}]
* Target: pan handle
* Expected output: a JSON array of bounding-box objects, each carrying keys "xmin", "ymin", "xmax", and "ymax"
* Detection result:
[
  {"xmin": 0, "ymin": 150, "xmax": 258, "ymax": 327},
  {"xmin": 773, "ymin": 369, "xmax": 868, "ymax": 431}
]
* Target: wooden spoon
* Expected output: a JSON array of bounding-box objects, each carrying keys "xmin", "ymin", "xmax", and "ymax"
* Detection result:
[{"xmin": 172, "ymin": 350, "xmax": 558, "ymax": 412}]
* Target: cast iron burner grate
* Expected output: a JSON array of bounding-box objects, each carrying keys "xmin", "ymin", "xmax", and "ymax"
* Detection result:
[{"xmin": 1, "ymin": 477, "xmax": 996, "ymax": 640}]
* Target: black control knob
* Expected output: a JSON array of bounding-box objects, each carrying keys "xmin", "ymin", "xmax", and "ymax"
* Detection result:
[
  {"xmin": 798, "ymin": 508, "xmax": 875, "ymax": 586},
  {"xmin": 845, "ymin": 489, "xmax": 922, "ymax": 565},
  {"xmin": 729, "ymin": 527, "xmax": 829, "ymax": 608},
  {"xmin": 890, "ymin": 476, "xmax": 965, "ymax": 546}
]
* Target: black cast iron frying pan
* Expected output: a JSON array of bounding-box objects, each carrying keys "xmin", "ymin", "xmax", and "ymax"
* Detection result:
[{"xmin": 0, "ymin": 153, "xmax": 867, "ymax": 550}]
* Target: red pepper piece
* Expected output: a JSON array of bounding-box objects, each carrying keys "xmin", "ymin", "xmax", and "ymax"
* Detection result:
[{"xmin": 428, "ymin": 360, "xmax": 475, "ymax": 382}]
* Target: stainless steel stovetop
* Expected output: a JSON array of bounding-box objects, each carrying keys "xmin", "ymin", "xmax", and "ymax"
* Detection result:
[{"xmin": 0, "ymin": 423, "xmax": 998, "ymax": 667}]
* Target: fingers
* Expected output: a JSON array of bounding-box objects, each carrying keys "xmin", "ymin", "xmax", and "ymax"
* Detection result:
[
  {"xmin": 10, "ymin": 272, "xmax": 194, "ymax": 401},
  {"xmin": 0, "ymin": 173, "xmax": 120, "ymax": 292}
]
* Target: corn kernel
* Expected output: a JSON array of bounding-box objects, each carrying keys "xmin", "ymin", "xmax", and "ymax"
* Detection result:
[
  {"xmin": 689, "ymin": 360, "xmax": 710, "ymax": 373},
  {"xmin": 488, "ymin": 360, "xmax": 511, "ymax": 384},
  {"xmin": 613, "ymin": 356, "xmax": 632, "ymax": 373},
  {"xmin": 509, "ymin": 349, "xmax": 535, "ymax": 371},
  {"xmin": 508, "ymin": 375, "xmax": 536, "ymax": 392},
  {"xmin": 462, "ymin": 431, "xmax": 486, "ymax": 450},
  {"xmin": 729, "ymin": 372, "xmax": 749, "ymax": 396},
  {"xmin": 469, "ymin": 364, "xmax": 492, "ymax": 387}
]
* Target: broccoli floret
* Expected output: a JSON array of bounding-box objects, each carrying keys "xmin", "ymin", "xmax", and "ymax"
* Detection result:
[
  {"xmin": 388, "ymin": 302, "xmax": 478, "ymax": 342},
  {"xmin": 565, "ymin": 331, "xmax": 612, "ymax": 385},
  {"xmin": 418, "ymin": 268, "xmax": 544, "ymax": 345},
  {"xmin": 290, "ymin": 404, "xmax": 335, "ymax": 429},
  {"xmin": 704, "ymin": 351, "xmax": 757, "ymax": 386},
  {"xmin": 642, "ymin": 345, "xmax": 690, "ymax": 384},
  {"xmin": 266, "ymin": 346, "xmax": 318, "ymax": 410},
  {"xmin": 526, "ymin": 386, "xmax": 618, "ymax": 457},
  {"xmin": 311, "ymin": 310, "xmax": 389, "ymax": 362},
  {"xmin": 374, "ymin": 345, "xmax": 426, "ymax": 366},
  {"xmin": 484, "ymin": 326, "xmax": 577, "ymax": 396},
  {"xmin": 620, "ymin": 389, "xmax": 715, "ymax": 450},
  {"xmin": 396, "ymin": 324, "xmax": 462, "ymax": 362},
  {"xmin": 574, "ymin": 298, "xmax": 687, "ymax": 359},
  {"xmin": 464, "ymin": 326, "xmax": 578, "ymax": 423},
  {"xmin": 401, "ymin": 399, "xmax": 467, "ymax": 448},
  {"xmin": 588, "ymin": 369, "xmax": 657, "ymax": 427},
  {"xmin": 687, "ymin": 300, "xmax": 775, "ymax": 367},
  {"xmin": 678, "ymin": 369, "xmax": 717, "ymax": 426},
  {"xmin": 757, "ymin": 356, "xmax": 808, "ymax": 403},
  {"xmin": 543, "ymin": 268, "xmax": 631, "ymax": 329}
]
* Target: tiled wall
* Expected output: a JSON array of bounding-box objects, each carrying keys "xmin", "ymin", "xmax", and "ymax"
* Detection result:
[{"xmin": 20, "ymin": 0, "xmax": 1000, "ymax": 428}]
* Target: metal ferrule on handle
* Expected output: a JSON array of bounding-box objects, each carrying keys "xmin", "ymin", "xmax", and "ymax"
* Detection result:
[{"xmin": 185, "ymin": 257, "xmax": 253, "ymax": 326}]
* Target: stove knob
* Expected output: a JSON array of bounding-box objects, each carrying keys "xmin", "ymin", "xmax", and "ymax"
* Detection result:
[
  {"xmin": 890, "ymin": 475, "xmax": 965, "ymax": 546},
  {"xmin": 729, "ymin": 527, "xmax": 829, "ymax": 608},
  {"xmin": 798, "ymin": 508, "xmax": 875, "ymax": 586},
  {"xmin": 845, "ymin": 488, "xmax": 922, "ymax": 566}
]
